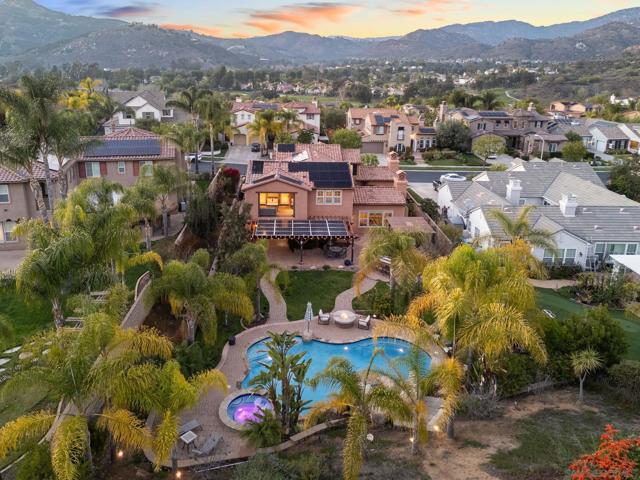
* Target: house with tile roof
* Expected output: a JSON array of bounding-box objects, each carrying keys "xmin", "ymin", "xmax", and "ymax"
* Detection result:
[
  {"xmin": 347, "ymin": 107, "xmax": 423, "ymax": 154},
  {"xmin": 243, "ymin": 147, "xmax": 411, "ymax": 258},
  {"xmin": 437, "ymin": 159, "xmax": 640, "ymax": 269},
  {"xmin": 548, "ymin": 101, "xmax": 601, "ymax": 119},
  {"xmin": 105, "ymin": 89, "xmax": 190, "ymax": 134},
  {"xmin": 0, "ymin": 162, "xmax": 58, "ymax": 251},
  {"xmin": 230, "ymin": 98, "xmax": 321, "ymax": 146}
]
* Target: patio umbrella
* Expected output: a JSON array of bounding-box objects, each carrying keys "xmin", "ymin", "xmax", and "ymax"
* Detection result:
[{"xmin": 304, "ymin": 301, "xmax": 313, "ymax": 333}]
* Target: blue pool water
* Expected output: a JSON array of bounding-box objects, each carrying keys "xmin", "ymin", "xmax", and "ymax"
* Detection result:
[
  {"xmin": 227, "ymin": 393, "xmax": 274, "ymax": 424},
  {"xmin": 240, "ymin": 337, "xmax": 431, "ymax": 405}
]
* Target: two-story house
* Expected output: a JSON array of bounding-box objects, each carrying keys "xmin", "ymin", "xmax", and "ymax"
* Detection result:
[
  {"xmin": 347, "ymin": 108, "xmax": 421, "ymax": 154},
  {"xmin": 105, "ymin": 89, "xmax": 190, "ymax": 133},
  {"xmin": 548, "ymin": 101, "xmax": 601, "ymax": 119},
  {"xmin": 231, "ymin": 99, "xmax": 321, "ymax": 146}
]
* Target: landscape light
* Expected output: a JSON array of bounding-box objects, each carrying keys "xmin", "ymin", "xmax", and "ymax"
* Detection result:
[{"xmin": 117, "ymin": 450, "xmax": 124, "ymax": 458}]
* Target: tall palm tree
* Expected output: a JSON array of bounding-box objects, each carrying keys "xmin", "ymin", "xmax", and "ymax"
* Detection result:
[
  {"xmin": 166, "ymin": 86, "xmax": 211, "ymax": 125},
  {"xmin": 486, "ymin": 205, "xmax": 557, "ymax": 251},
  {"xmin": 64, "ymin": 77, "xmax": 104, "ymax": 110},
  {"xmin": 0, "ymin": 74, "xmax": 65, "ymax": 215},
  {"xmin": 122, "ymin": 180, "xmax": 158, "ymax": 251},
  {"xmin": 478, "ymin": 91, "xmax": 502, "ymax": 110},
  {"xmin": 571, "ymin": 348, "xmax": 603, "ymax": 403},
  {"xmin": 196, "ymin": 94, "xmax": 234, "ymax": 156},
  {"xmin": 0, "ymin": 314, "xmax": 173, "ymax": 480},
  {"xmin": 277, "ymin": 109, "xmax": 303, "ymax": 134},
  {"xmin": 248, "ymin": 110, "xmax": 282, "ymax": 152},
  {"xmin": 150, "ymin": 165, "xmax": 187, "ymax": 237},
  {"xmin": 163, "ymin": 121, "xmax": 206, "ymax": 174},
  {"xmin": 148, "ymin": 251, "xmax": 253, "ymax": 343},
  {"xmin": 356, "ymin": 227, "xmax": 428, "ymax": 294},
  {"xmin": 376, "ymin": 350, "xmax": 464, "ymax": 454},
  {"xmin": 305, "ymin": 353, "xmax": 407, "ymax": 480}
]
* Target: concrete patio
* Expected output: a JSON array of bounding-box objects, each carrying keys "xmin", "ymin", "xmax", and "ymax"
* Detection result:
[{"xmin": 265, "ymin": 238, "xmax": 364, "ymax": 270}]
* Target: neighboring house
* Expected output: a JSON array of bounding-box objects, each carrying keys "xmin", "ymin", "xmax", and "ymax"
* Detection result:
[
  {"xmin": 437, "ymin": 160, "xmax": 640, "ymax": 269},
  {"xmin": 436, "ymin": 102, "xmax": 564, "ymax": 154},
  {"xmin": 242, "ymin": 146, "xmax": 410, "ymax": 249},
  {"xmin": 347, "ymin": 108, "xmax": 421, "ymax": 154},
  {"xmin": 589, "ymin": 122, "xmax": 630, "ymax": 153},
  {"xmin": 620, "ymin": 124, "xmax": 640, "ymax": 153},
  {"xmin": 548, "ymin": 101, "xmax": 600, "ymax": 118},
  {"xmin": 62, "ymin": 127, "xmax": 184, "ymax": 206},
  {"xmin": 105, "ymin": 89, "xmax": 190, "ymax": 133},
  {"xmin": 548, "ymin": 118, "xmax": 593, "ymax": 148},
  {"xmin": 0, "ymin": 163, "xmax": 58, "ymax": 251},
  {"xmin": 551, "ymin": 118, "xmax": 636, "ymax": 154},
  {"xmin": 231, "ymin": 99, "xmax": 321, "ymax": 145}
]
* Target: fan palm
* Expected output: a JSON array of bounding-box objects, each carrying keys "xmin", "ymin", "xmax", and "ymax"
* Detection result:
[
  {"xmin": 196, "ymin": 94, "xmax": 235, "ymax": 155},
  {"xmin": 248, "ymin": 110, "xmax": 282, "ymax": 151},
  {"xmin": 148, "ymin": 252, "xmax": 253, "ymax": 343},
  {"xmin": 478, "ymin": 91, "xmax": 502, "ymax": 110},
  {"xmin": 571, "ymin": 348, "xmax": 603, "ymax": 402},
  {"xmin": 277, "ymin": 109, "xmax": 303, "ymax": 133},
  {"xmin": 376, "ymin": 349, "xmax": 464, "ymax": 454},
  {"xmin": 150, "ymin": 165, "xmax": 187, "ymax": 237},
  {"xmin": 166, "ymin": 86, "xmax": 211, "ymax": 125},
  {"xmin": 355, "ymin": 227, "xmax": 428, "ymax": 294},
  {"xmin": 163, "ymin": 121, "xmax": 206, "ymax": 174},
  {"xmin": 121, "ymin": 180, "xmax": 158, "ymax": 251},
  {"xmin": 305, "ymin": 353, "xmax": 408, "ymax": 480},
  {"xmin": 0, "ymin": 313, "xmax": 173, "ymax": 480}
]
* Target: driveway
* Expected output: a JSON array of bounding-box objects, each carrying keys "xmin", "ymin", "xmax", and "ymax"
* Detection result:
[
  {"xmin": 225, "ymin": 145, "xmax": 260, "ymax": 165},
  {"xmin": 0, "ymin": 249, "xmax": 25, "ymax": 273}
]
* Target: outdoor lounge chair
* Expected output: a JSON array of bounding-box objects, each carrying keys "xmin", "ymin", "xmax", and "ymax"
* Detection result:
[
  {"xmin": 192, "ymin": 435, "xmax": 222, "ymax": 458},
  {"xmin": 357, "ymin": 315, "xmax": 371, "ymax": 330},
  {"xmin": 178, "ymin": 419, "xmax": 201, "ymax": 436},
  {"xmin": 318, "ymin": 309, "xmax": 330, "ymax": 325}
]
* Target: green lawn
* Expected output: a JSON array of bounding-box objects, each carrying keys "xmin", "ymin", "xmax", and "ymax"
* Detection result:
[
  {"xmin": 0, "ymin": 287, "xmax": 53, "ymax": 351},
  {"xmin": 536, "ymin": 288, "xmax": 640, "ymax": 361},
  {"xmin": 277, "ymin": 270, "xmax": 355, "ymax": 320},
  {"xmin": 424, "ymin": 154, "xmax": 484, "ymax": 167}
]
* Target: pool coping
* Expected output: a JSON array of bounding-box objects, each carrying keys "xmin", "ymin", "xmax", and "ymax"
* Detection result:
[{"xmin": 219, "ymin": 389, "xmax": 271, "ymax": 431}]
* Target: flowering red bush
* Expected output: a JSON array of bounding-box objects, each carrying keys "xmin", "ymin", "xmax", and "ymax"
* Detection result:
[
  {"xmin": 569, "ymin": 425, "xmax": 640, "ymax": 480},
  {"xmin": 222, "ymin": 167, "xmax": 240, "ymax": 180}
]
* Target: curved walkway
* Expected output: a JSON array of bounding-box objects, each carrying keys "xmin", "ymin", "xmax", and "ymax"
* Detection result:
[
  {"xmin": 333, "ymin": 271, "xmax": 388, "ymax": 312},
  {"xmin": 529, "ymin": 279, "xmax": 577, "ymax": 289},
  {"xmin": 260, "ymin": 268, "xmax": 286, "ymax": 323}
]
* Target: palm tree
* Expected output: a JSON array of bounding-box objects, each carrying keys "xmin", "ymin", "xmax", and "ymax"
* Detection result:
[
  {"xmin": 148, "ymin": 251, "xmax": 253, "ymax": 343},
  {"xmin": 305, "ymin": 353, "xmax": 407, "ymax": 480},
  {"xmin": 49, "ymin": 110, "xmax": 91, "ymax": 199},
  {"xmin": 122, "ymin": 180, "xmax": 158, "ymax": 251},
  {"xmin": 248, "ymin": 110, "xmax": 282, "ymax": 152},
  {"xmin": 196, "ymin": 94, "xmax": 234, "ymax": 156},
  {"xmin": 151, "ymin": 165, "xmax": 187, "ymax": 237},
  {"xmin": 64, "ymin": 77, "xmax": 104, "ymax": 110},
  {"xmin": 376, "ymin": 350, "xmax": 464, "ymax": 454},
  {"xmin": 571, "ymin": 348, "xmax": 603, "ymax": 403},
  {"xmin": 486, "ymin": 205, "xmax": 557, "ymax": 251},
  {"xmin": 355, "ymin": 227, "xmax": 428, "ymax": 294},
  {"xmin": 0, "ymin": 74, "xmax": 66, "ymax": 215},
  {"xmin": 249, "ymin": 331, "xmax": 311, "ymax": 436},
  {"xmin": 166, "ymin": 86, "xmax": 211, "ymax": 125},
  {"xmin": 13, "ymin": 219, "xmax": 94, "ymax": 329},
  {"xmin": 0, "ymin": 313, "xmax": 173, "ymax": 480},
  {"xmin": 478, "ymin": 91, "xmax": 502, "ymax": 110},
  {"xmin": 277, "ymin": 109, "xmax": 303, "ymax": 134},
  {"xmin": 162, "ymin": 121, "xmax": 206, "ymax": 174}
]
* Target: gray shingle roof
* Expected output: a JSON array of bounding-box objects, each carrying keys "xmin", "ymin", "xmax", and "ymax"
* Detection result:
[{"xmin": 544, "ymin": 173, "xmax": 637, "ymax": 207}]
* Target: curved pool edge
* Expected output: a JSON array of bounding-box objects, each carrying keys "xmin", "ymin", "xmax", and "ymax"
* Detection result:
[{"xmin": 219, "ymin": 388, "xmax": 270, "ymax": 431}]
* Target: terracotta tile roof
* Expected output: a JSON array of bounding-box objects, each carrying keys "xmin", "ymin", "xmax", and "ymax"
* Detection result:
[
  {"xmin": 348, "ymin": 107, "xmax": 398, "ymax": 119},
  {"xmin": 274, "ymin": 144, "xmax": 349, "ymax": 162},
  {"xmin": 354, "ymin": 187, "xmax": 406, "ymax": 205},
  {"xmin": 245, "ymin": 161, "xmax": 313, "ymax": 189},
  {"xmin": 231, "ymin": 101, "xmax": 319, "ymax": 115},
  {"xmin": 343, "ymin": 149, "xmax": 362, "ymax": 164},
  {"xmin": 107, "ymin": 127, "xmax": 159, "ymax": 138},
  {"xmin": 78, "ymin": 128, "xmax": 177, "ymax": 162},
  {"xmin": 0, "ymin": 162, "xmax": 55, "ymax": 183},
  {"xmin": 355, "ymin": 166, "xmax": 395, "ymax": 182}
]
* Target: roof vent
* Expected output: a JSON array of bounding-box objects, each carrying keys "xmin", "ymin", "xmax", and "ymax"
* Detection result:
[
  {"xmin": 594, "ymin": 225, "xmax": 601, "ymax": 230},
  {"xmin": 634, "ymin": 226, "xmax": 640, "ymax": 231},
  {"xmin": 620, "ymin": 208, "xmax": 628, "ymax": 213}
]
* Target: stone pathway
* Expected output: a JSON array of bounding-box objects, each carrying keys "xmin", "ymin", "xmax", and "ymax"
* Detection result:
[
  {"xmin": 260, "ymin": 268, "xmax": 287, "ymax": 323},
  {"xmin": 529, "ymin": 278, "xmax": 577, "ymax": 289},
  {"xmin": 332, "ymin": 272, "xmax": 387, "ymax": 312}
]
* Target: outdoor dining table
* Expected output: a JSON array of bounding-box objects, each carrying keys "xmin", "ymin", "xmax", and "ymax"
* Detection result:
[{"xmin": 180, "ymin": 430, "xmax": 198, "ymax": 452}]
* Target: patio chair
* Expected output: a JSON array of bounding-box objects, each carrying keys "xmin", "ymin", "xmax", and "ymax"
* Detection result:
[
  {"xmin": 357, "ymin": 315, "xmax": 371, "ymax": 330},
  {"xmin": 318, "ymin": 309, "xmax": 330, "ymax": 325},
  {"xmin": 178, "ymin": 419, "xmax": 201, "ymax": 436},
  {"xmin": 192, "ymin": 435, "xmax": 222, "ymax": 458}
]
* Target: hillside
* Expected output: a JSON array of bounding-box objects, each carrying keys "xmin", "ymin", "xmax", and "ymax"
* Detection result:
[{"xmin": 0, "ymin": 0, "xmax": 123, "ymax": 55}]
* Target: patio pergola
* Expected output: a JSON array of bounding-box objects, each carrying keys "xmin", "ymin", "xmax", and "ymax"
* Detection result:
[{"xmin": 251, "ymin": 218, "xmax": 355, "ymax": 263}]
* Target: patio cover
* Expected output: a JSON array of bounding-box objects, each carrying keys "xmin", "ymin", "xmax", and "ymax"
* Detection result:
[{"xmin": 251, "ymin": 219, "xmax": 353, "ymax": 240}]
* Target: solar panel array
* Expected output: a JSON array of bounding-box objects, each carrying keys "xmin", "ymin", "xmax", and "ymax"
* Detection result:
[
  {"xmin": 479, "ymin": 111, "xmax": 510, "ymax": 118},
  {"xmin": 277, "ymin": 144, "xmax": 296, "ymax": 153},
  {"xmin": 85, "ymin": 139, "xmax": 161, "ymax": 158},
  {"xmin": 254, "ymin": 219, "xmax": 351, "ymax": 238},
  {"xmin": 252, "ymin": 161, "xmax": 264, "ymax": 174},
  {"xmin": 287, "ymin": 162, "xmax": 352, "ymax": 188}
]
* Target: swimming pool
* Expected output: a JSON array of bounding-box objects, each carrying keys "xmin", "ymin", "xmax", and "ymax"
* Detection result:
[{"xmin": 241, "ymin": 337, "xmax": 431, "ymax": 405}]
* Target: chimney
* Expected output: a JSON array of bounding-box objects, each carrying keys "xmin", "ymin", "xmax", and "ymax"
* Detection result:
[
  {"xmin": 528, "ymin": 102, "xmax": 535, "ymax": 112},
  {"xmin": 506, "ymin": 178, "xmax": 522, "ymax": 205},
  {"xmin": 311, "ymin": 97, "xmax": 318, "ymax": 107},
  {"xmin": 394, "ymin": 170, "xmax": 408, "ymax": 195},
  {"xmin": 559, "ymin": 193, "xmax": 578, "ymax": 217},
  {"xmin": 235, "ymin": 96, "xmax": 242, "ymax": 103},
  {"xmin": 387, "ymin": 151, "xmax": 400, "ymax": 173},
  {"xmin": 437, "ymin": 101, "xmax": 448, "ymax": 124}
]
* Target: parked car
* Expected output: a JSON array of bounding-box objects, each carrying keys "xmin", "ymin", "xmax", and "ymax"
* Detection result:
[
  {"xmin": 186, "ymin": 152, "xmax": 213, "ymax": 162},
  {"xmin": 250, "ymin": 143, "xmax": 261, "ymax": 152},
  {"xmin": 439, "ymin": 173, "xmax": 467, "ymax": 183}
]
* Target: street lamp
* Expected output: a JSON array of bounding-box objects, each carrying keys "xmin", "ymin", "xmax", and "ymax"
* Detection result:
[{"xmin": 533, "ymin": 133, "xmax": 545, "ymax": 160}]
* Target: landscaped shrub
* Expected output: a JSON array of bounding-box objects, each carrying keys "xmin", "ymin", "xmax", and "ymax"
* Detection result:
[
  {"xmin": 16, "ymin": 443, "xmax": 54, "ymax": 480},
  {"xmin": 572, "ymin": 272, "xmax": 640, "ymax": 309},
  {"xmin": 458, "ymin": 393, "xmax": 499, "ymax": 419},
  {"xmin": 608, "ymin": 360, "xmax": 640, "ymax": 405},
  {"xmin": 437, "ymin": 222, "xmax": 463, "ymax": 245},
  {"xmin": 495, "ymin": 353, "xmax": 539, "ymax": 397},
  {"xmin": 420, "ymin": 198, "xmax": 440, "ymax": 221},
  {"xmin": 547, "ymin": 265, "xmax": 582, "ymax": 280}
]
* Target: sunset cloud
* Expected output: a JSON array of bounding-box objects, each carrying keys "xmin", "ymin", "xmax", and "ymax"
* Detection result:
[
  {"xmin": 161, "ymin": 23, "xmax": 222, "ymax": 37},
  {"xmin": 392, "ymin": 0, "xmax": 469, "ymax": 16},
  {"xmin": 245, "ymin": 2, "xmax": 359, "ymax": 32},
  {"xmin": 99, "ymin": 3, "xmax": 157, "ymax": 18}
]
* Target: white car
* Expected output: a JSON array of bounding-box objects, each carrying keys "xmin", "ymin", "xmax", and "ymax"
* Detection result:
[
  {"xmin": 186, "ymin": 152, "xmax": 213, "ymax": 162},
  {"xmin": 439, "ymin": 173, "xmax": 467, "ymax": 183}
]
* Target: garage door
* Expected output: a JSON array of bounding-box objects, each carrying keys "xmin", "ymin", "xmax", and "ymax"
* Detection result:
[
  {"xmin": 233, "ymin": 134, "xmax": 247, "ymax": 146},
  {"xmin": 362, "ymin": 142, "xmax": 384, "ymax": 154}
]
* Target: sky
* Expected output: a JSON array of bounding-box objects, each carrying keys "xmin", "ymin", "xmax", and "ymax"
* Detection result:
[{"xmin": 37, "ymin": 0, "xmax": 640, "ymax": 39}]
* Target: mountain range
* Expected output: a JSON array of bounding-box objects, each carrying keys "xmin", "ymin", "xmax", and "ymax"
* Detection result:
[{"xmin": 1, "ymin": 0, "xmax": 640, "ymax": 69}]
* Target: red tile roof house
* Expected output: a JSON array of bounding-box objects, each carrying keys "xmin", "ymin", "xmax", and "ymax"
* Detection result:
[
  {"xmin": 0, "ymin": 162, "xmax": 58, "ymax": 251},
  {"xmin": 242, "ymin": 145, "xmax": 411, "ymax": 260}
]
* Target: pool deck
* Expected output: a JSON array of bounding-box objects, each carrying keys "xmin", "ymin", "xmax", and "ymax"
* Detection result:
[{"xmin": 165, "ymin": 318, "xmax": 446, "ymax": 468}]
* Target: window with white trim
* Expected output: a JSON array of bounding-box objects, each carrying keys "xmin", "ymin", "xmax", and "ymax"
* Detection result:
[
  {"xmin": 117, "ymin": 161, "xmax": 126, "ymax": 175},
  {"xmin": 162, "ymin": 109, "xmax": 172, "ymax": 117},
  {"xmin": 397, "ymin": 127, "xmax": 405, "ymax": 141},
  {"xmin": 86, "ymin": 162, "xmax": 101, "ymax": 178},
  {"xmin": 543, "ymin": 248, "xmax": 576, "ymax": 266},
  {"xmin": 0, "ymin": 185, "xmax": 9, "ymax": 203},
  {"xmin": 375, "ymin": 126, "xmax": 384, "ymax": 135},
  {"xmin": 316, "ymin": 190, "xmax": 342, "ymax": 205},
  {"xmin": 142, "ymin": 112, "xmax": 154, "ymax": 120},
  {"xmin": 358, "ymin": 211, "xmax": 393, "ymax": 227},
  {"xmin": 306, "ymin": 114, "xmax": 314, "ymax": 120},
  {"xmin": 0, "ymin": 220, "xmax": 17, "ymax": 243}
]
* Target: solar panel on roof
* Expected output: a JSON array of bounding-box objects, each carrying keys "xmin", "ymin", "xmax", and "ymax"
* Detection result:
[
  {"xmin": 85, "ymin": 139, "xmax": 161, "ymax": 158},
  {"xmin": 479, "ymin": 111, "xmax": 509, "ymax": 118},
  {"xmin": 252, "ymin": 161, "xmax": 264, "ymax": 174},
  {"xmin": 253, "ymin": 219, "xmax": 352, "ymax": 239},
  {"xmin": 374, "ymin": 114, "xmax": 384, "ymax": 125},
  {"xmin": 287, "ymin": 162, "xmax": 352, "ymax": 189},
  {"xmin": 277, "ymin": 144, "xmax": 296, "ymax": 153}
]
